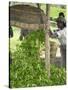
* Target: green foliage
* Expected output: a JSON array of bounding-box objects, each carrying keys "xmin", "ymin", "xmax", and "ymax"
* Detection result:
[
  {"xmin": 50, "ymin": 65, "xmax": 66, "ymax": 85},
  {"xmin": 10, "ymin": 29, "xmax": 66, "ymax": 88},
  {"xmin": 41, "ymin": 4, "xmax": 66, "ymax": 19}
]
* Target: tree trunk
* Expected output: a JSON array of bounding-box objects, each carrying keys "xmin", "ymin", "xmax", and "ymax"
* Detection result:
[{"xmin": 45, "ymin": 4, "xmax": 50, "ymax": 78}]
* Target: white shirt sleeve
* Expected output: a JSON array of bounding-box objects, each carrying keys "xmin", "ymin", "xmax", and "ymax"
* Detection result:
[{"xmin": 56, "ymin": 31, "xmax": 61, "ymax": 38}]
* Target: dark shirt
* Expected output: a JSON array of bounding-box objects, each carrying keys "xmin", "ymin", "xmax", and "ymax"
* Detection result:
[{"xmin": 9, "ymin": 26, "xmax": 13, "ymax": 38}]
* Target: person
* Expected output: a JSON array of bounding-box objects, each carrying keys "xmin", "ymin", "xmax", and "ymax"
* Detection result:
[
  {"xmin": 19, "ymin": 29, "xmax": 29, "ymax": 40},
  {"xmin": 56, "ymin": 12, "xmax": 66, "ymax": 26},
  {"xmin": 9, "ymin": 26, "xmax": 13, "ymax": 38},
  {"xmin": 49, "ymin": 16, "xmax": 66, "ymax": 68},
  {"xmin": 9, "ymin": 26, "xmax": 13, "ymax": 64}
]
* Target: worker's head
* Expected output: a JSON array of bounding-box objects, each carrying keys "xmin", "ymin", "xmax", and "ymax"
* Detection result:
[
  {"xmin": 59, "ymin": 12, "xmax": 65, "ymax": 18},
  {"xmin": 57, "ymin": 18, "xmax": 66, "ymax": 29}
]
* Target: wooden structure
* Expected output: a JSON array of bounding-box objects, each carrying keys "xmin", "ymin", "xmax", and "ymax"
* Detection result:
[
  {"xmin": 9, "ymin": 3, "xmax": 51, "ymax": 78},
  {"xmin": 9, "ymin": 4, "xmax": 47, "ymax": 30},
  {"xmin": 45, "ymin": 4, "xmax": 50, "ymax": 78}
]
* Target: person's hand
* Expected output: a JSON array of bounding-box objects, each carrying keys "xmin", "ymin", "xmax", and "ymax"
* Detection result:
[{"xmin": 49, "ymin": 29, "xmax": 53, "ymax": 36}]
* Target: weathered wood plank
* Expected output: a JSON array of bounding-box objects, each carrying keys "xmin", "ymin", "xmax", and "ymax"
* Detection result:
[{"xmin": 9, "ymin": 5, "xmax": 46, "ymax": 28}]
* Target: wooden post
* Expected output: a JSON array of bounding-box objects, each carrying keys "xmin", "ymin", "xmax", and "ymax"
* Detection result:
[{"xmin": 45, "ymin": 4, "xmax": 50, "ymax": 78}]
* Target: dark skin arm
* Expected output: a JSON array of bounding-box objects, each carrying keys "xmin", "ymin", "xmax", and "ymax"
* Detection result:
[{"xmin": 49, "ymin": 29, "xmax": 58, "ymax": 38}]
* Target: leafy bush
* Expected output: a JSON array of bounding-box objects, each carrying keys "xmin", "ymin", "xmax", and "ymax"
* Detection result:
[
  {"xmin": 50, "ymin": 65, "xmax": 66, "ymax": 85},
  {"xmin": 10, "ymin": 29, "xmax": 66, "ymax": 88}
]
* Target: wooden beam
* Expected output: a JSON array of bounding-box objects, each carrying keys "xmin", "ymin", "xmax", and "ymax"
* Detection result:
[{"xmin": 45, "ymin": 4, "xmax": 50, "ymax": 78}]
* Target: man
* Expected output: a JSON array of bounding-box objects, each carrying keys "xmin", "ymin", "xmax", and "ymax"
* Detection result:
[
  {"xmin": 50, "ymin": 16, "xmax": 66, "ymax": 68},
  {"xmin": 9, "ymin": 26, "xmax": 13, "ymax": 38},
  {"xmin": 9, "ymin": 26, "xmax": 13, "ymax": 64},
  {"xmin": 19, "ymin": 29, "xmax": 29, "ymax": 40},
  {"xmin": 56, "ymin": 12, "xmax": 66, "ymax": 24}
]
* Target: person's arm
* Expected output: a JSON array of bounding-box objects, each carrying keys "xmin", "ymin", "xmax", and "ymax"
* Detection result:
[{"xmin": 49, "ymin": 29, "xmax": 58, "ymax": 38}]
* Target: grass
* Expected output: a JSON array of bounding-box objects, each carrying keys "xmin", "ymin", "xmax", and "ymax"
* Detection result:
[
  {"xmin": 10, "ymin": 27, "xmax": 58, "ymax": 53},
  {"xmin": 9, "ymin": 5, "xmax": 66, "ymax": 88},
  {"xmin": 10, "ymin": 29, "xmax": 66, "ymax": 88}
]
